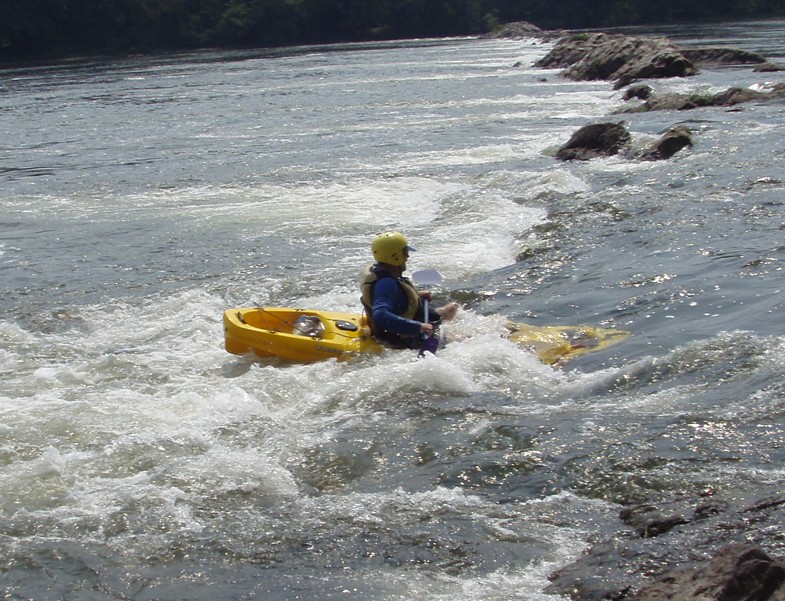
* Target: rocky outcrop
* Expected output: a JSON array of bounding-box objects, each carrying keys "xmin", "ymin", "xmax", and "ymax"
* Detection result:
[
  {"xmin": 536, "ymin": 33, "xmax": 697, "ymax": 89},
  {"xmin": 619, "ymin": 83, "xmax": 785, "ymax": 113},
  {"xmin": 546, "ymin": 495, "xmax": 785, "ymax": 601},
  {"xmin": 535, "ymin": 33, "xmax": 784, "ymax": 89},
  {"xmin": 555, "ymin": 122, "xmax": 631, "ymax": 161}
]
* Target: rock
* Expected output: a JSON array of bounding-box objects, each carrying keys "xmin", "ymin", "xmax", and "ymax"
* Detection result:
[
  {"xmin": 537, "ymin": 33, "xmax": 781, "ymax": 90},
  {"xmin": 536, "ymin": 33, "xmax": 613, "ymax": 69},
  {"xmin": 755, "ymin": 61, "xmax": 785, "ymax": 72},
  {"xmin": 554, "ymin": 120, "xmax": 691, "ymax": 164},
  {"xmin": 620, "ymin": 503, "xmax": 689, "ymax": 536},
  {"xmin": 619, "ymin": 83, "xmax": 785, "ymax": 113},
  {"xmin": 485, "ymin": 21, "xmax": 543, "ymax": 38},
  {"xmin": 624, "ymin": 84, "xmax": 653, "ymax": 101},
  {"xmin": 694, "ymin": 500, "xmax": 727, "ymax": 520},
  {"xmin": 536, "ymin": 33, "xmax": 696, "ymax": 89},
  {"xmin": 483, "ymin": 21, "xmax": 564, "ymax": 41},
  {"xmin": 555, "ymin": 122, "xmax": 631, "ymax": 161},
  {"xmin": 679, "ymin": 46, "xmax": 768, "ymax": 65},
  {"xmin": 641, "ymin": 126, "xmax": 693, "ymax": 161},
  {"xmin": 545, "ymin": 494, "xmax": 785, "ymax": 601},
  {"xmin": 664, "ymin": 83, "xmax": 785, "ymax": 110},
  {"xmin": 711, "ymin": 87, "xmax": 770, "ymax": 105},
  {"xmin": 747, "ymin": 498, "xmax": 785, "ymax": 513},
  {"xmin": 631, "ymin": 543, "xmax": 785, "ymax": 601}
]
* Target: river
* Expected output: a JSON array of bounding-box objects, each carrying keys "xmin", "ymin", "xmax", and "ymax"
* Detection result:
[{"xmin": 1, "ymin": 19, "xmax": 784, "ymax": 600}]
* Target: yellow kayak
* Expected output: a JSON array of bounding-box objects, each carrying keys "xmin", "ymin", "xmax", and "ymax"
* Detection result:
[
  {"xmin": 224, "ymin": 307, "xmax": 629, "ymax": 365},
  {"xmin": 224, "ymin": 307, "xmax": 383, "ymax": 363}
]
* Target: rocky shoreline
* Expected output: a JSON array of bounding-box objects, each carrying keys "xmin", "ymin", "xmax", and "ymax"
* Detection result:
[{"xmin": 488, "ymin": 22, "xmax": 785, "ymax": 601}]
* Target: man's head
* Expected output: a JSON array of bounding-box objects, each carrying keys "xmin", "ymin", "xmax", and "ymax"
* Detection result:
[{"xmin": 371, "ymin": 231, "xmax": 414, "ymax": 268}]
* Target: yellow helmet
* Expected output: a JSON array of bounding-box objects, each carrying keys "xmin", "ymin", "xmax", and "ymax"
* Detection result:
[{"xmin": 371, "ymin": 231, "xmax": 415, "ymax": 266}]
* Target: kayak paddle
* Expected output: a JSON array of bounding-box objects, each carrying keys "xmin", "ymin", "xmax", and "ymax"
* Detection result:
[{"xmin": 413, "ymin": 270, "xmax": 443, "ymax": 357}]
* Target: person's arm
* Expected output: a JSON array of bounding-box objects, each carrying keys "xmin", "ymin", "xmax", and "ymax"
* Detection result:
[{"xmin": 372, "ymin": 278, "xmax": 426, "ymax": 336}]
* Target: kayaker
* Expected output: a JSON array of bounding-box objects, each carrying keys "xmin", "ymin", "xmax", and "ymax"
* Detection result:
[{"xmin": 360, "ymin": 231, "xmax": 459, "ymax": 348}]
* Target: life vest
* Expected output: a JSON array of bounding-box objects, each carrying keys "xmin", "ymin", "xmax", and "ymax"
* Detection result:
[{"xmin": 359, "ymin": 264, "xmax": 421, "ymax": 332}]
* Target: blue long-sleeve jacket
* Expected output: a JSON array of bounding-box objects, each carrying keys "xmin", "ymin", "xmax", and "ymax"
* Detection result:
[{"xmin": 371, "ymin": 276, "xmax": 424, "ymax": 338}]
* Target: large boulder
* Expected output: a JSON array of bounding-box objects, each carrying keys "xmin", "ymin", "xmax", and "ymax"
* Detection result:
[
  {"xmin": 555, "ymin": 122, "xmax": 631, "ymax": 161},
  {"xmin": 536, "ymin": 33, "xmax": 697, "ymax": 89},
  {"xmin": 632, "ymin": 543, "xmax": 785, "ymax": 601},
  {"xmin": 546, "ymin": 495, "xmax": 785, "ymax": 601}
]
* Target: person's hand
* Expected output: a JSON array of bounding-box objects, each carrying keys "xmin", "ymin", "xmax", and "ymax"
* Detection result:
[
  {"xmin": 436, "ymin": 302, "xmax": 459, "ymax": 321},
  {"xmin": 420, "ymin": 322, "xmax": 434, "ymax": 336},
  {"xmin": 418, "ymin": 290, "xmax": 433, "ymax": 300}
]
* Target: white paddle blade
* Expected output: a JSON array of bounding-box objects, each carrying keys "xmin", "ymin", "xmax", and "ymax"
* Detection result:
[{"xmin": 411, "ymin": 269, "xmax": 443, "ymax": 287}]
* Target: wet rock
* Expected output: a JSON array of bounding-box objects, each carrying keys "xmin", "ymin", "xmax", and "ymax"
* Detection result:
[
  {"xmin": 536, "ymin": 33, "xmax": 611, "ymax": 69},
  {"xmin": 482, "ymin": 21, "xmax": 564, "ymax": 40},
  {"xmin": 536, "ymin": 33, "xmax": 696, "ymax": 89},
  {"xmin": 619, "ymin": 503, "xmax": 689, "ymax": 537},
  {"xmin": 640, "ymin": 126, "xmax": 693, "ymax": 161},
  {"xmin": 631, "ymin": 543, "xmax": 785, "ymax": 601},
  {"xmin": 536, "ymin": 33, "xmax": 781, "ymax": 90},
  {"xmin": 546, "ymin": 494, "xmax": 785, "ymax": 601},
  {"xmin": 555, "ymin": 122, "xmax": 631, "ymax": 161},
  {"xmin": 755, "ymin": 61, "xmax": 785, "ymax": 72},
  {"xmin": 693, "ymin": 500, "xmax": 727, "ymax": 520},
  {"xmin": 747, "ymin": 498, "xmax": 785, "ymax": 513},
  {"xmin": 680, "ymin": 46, "xmax": 768, "ymax": 66},
  {"xmin": 620, "ymin": 84, "xmax": 785, "ymax": 113},
  {"xmin": 554, "ymin": 122, "xmax": 692, "ymax": 162},
  {"xmin": 623, "ymin": 84, "xmax": 653, "ymax": 101}
]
